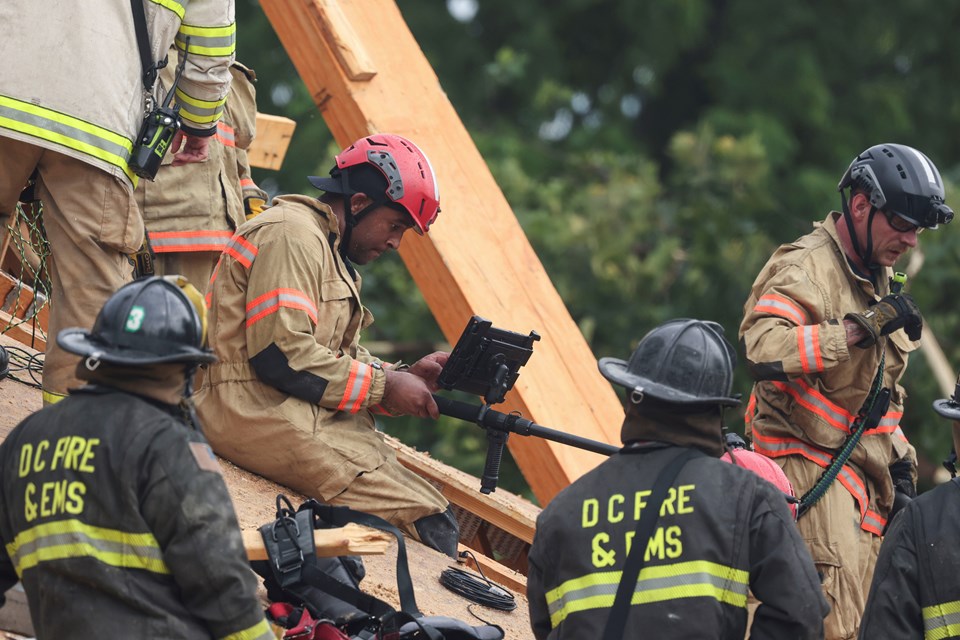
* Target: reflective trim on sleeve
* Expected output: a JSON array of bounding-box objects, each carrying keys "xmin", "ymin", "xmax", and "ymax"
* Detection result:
[
  {"xmin": 754, "ymin": 294, "xmax": 807, "ymax": 325},
  {"xmin": 545, "ymin": 560, "xmax": 749, "ymax": 629},
  {"xmin": 923, "ymin": 599, "xmax": 960, "ymax": 640},
  {"xmin": 223, "ymin": 234, "xmax": 258, "ymax": 269},
  {"xmin": 5, "ymin": 519, "xmax": 169, "ymax": 578},
  {"xmin": 175, "ymin": 87, "xmax": 227, "ymax": 125},
  {"xmin": 149, "ymin": 230, "xmax": 235, "ymax": 253},
  {"xmin": 176, "ymin": 23, "xmax": 237, "ymax": 57},
  {"xmin": 246, "ymin": 288, "xmax": 319, "ymax": 327},
  {"xmin": 219, "ymin": 618, "xmax": 275, "ymax": 640},
  {"xmin": 797, "ymin": 325, "xmax": 824, "ymax": 373},
  {"xmin": 337, "ymin": 360, "xmax": 374, "ymax": 414},
  {"xmin": 148, "ymin": 0, "xmax": 186, "ymax": 19},
  {"xmin": 0, "ymin": 94, "xmax": 135, "ymax": 182}
]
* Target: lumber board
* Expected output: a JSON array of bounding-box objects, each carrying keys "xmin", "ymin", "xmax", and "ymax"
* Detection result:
[
  {"xmin": 243, "ymin": 523, "xmax": 392, "ymax": 561},
  {"xmin": 388, "ymin": 436, "xmax": 537, "ymax": 545},
  {"xmin": 260, "ymin": 0, "xmax": 623, "ymax": 506},
  {"xmin": 249, "ymin": 113, "xmax": 297, "ymax": 171},
  {"xmin": 0, "ymin": 309, "xmax": 45, "ymax": 352},
  {"xmin": 456, "ymin": 543, "xmax": 527, "ymax": 595}
]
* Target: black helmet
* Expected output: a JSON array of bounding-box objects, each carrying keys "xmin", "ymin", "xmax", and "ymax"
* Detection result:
[
  {"xmin": 598, "ymin": 319, "xmax": 740, "ymax": 409},
  {"xmin": 838, "ymin": 143, "xmax": 953, "ymax": 230},
  {"xmin": 58, "ymin": 276, "xmax": 215, "ymax": 367}
]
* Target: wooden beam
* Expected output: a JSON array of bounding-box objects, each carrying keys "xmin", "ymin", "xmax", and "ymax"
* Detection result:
[
  {"xmin": 260, "ymin": 0, "xmax": 623, "ymax": 506},
  {"xmin": 389, "ymin": 436, "xmax": 537, "ymax": 544},
  {"xmin": 242, "ymin": 523, "xmax": 392, "ymax": 561},
  {"xmin": 249, "ymin": 113, "xmax": 297, "ymax": 171}
]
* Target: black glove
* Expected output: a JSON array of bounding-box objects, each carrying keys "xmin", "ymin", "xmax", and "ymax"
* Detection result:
[
  {"xmin": 889, "ymin": 458, "xmax": 917, "ymax": 499},
  {"xmin": 844, "ymin": 293, "xmax": 922, "ymax": 348}
]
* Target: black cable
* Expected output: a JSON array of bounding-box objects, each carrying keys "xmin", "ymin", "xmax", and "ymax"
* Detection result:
[
  {"xmin": 439, "ymin": 550, "xmax": 517, "ymax": 612},
  {"xmin": 1, "ymin": 344, "xmax": 44, "ymax": 389}
]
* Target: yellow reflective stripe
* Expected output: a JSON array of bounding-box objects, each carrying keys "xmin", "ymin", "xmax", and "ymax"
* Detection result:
[
  {"xmin": 148, "ymin": 0, "xmax": 185, "ymax": 19},
  {"xmin": 546, "ymin": 560, "xmax": 749, "ymax": 628},
  {"xmin": 0, "ymin": 95, "xmax": 135, "ymax": 182},
  {"xmin": 179, "ymin": 23, "xmax": 237, "ymax": 38},
  {"xmin": 177, "ymin": 23, "xmax": 237, "ymax": 57},
  {"xmin": 6, "ymin": 519, "xmax": 169, "ymax": 577},
  {"xmin": 41, "ymin": 390, "xmax": 67, "ymax": 406},
  {"xmin": 923, "ymin": 599, "xmax": 960, "ymax": 639},
  {"xmin": 219, "ymin": 618, "xmax": 274, "ymax": 640}
]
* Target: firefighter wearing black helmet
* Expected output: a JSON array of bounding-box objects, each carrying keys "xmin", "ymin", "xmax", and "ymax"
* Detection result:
[
  {"xmin": 0, "ymin": 277, "xmax": 273, "ymax": 640},
  {"xmin": 740, "ymin": 143, "xmax": 954, "ymax": 639},
  {"xmin": 527, "ymin": 319, "xmax": 828, "ymax": 640}
]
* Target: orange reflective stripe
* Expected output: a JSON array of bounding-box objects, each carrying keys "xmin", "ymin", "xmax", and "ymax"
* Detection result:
[
  {"xmin": 771, "ymin": 379, "xmax": 854, "ymax": 432},
  {"xmin": 744, "ymin": 392, "xmax": 757, "ymax": 430},
  {"xmin": 214, "ymin": 121, "xmax": 236, "ymax": 147},
  {"xmin": 755, "ymin": 294, "xmax": 807, "ymax": 325},
  {"xmin": 245, "ymin": 288, "xmax": 318, "ymax": 327},
  {"xmin": 148, "ymin": 230, "xmax": 234, "ymax": 253},
  {"xmin": 223, "ymin": 234, "xmax": 258, "ymax": 269},
  {"xmin": 240, "ymin": 177, "xmax": 255, "ymax": 188},
  {"xmin": 797, "ymin": 325, "xmax": 824, "ymax": 373},
  {"xmin": 337, "ymin": 360, "xmax": 373, "ymax": 413},
  {"xmin": 752, "ymin": 432, "xmax": 873, "ymax": 528},
  {"xmin": 862, "ymin": 510, "xmax": 886, "ymax": 536}
]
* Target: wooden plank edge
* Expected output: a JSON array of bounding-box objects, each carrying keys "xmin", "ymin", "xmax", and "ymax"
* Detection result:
[
  {"xmin": 243, "ymin": 523, "xmax": 392, "ymax": 561},
  {"xmin": 456, "ymin": 543, "xmax": 527, "ymax": 595},
  {"xmin": 391, "ymin": 444, "xmax": 536, "ymax": 545}
]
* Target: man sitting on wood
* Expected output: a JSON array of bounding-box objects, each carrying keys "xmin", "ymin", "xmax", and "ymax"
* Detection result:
[{"xmin": 195, "ymin": 133, "xmax": 460, "ymax": 557}]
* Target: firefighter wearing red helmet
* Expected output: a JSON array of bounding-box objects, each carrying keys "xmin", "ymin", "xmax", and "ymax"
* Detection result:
[{"xmin": 195, "ymin": 134, "xmax": 459, "ymax": 556}]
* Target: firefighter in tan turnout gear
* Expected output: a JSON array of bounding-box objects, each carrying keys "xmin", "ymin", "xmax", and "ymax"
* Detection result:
[
  {"xmin": 195, "ymin": 133, "xmax": 460, "ymax": 556},
  {"xmin": 0, "ymin": 277, "xmax": 273, "ymax": 640},
  {"xmin": 137, "ymin": 48, "xmax": 269, "ymax": 290},
  {"xmin": 0, "ymin": 0, "xmax": 235, "ymax": 404},
  {"xmin": 740, "ymin": 143, "xmax": 954, "ymax": 639},
  {"xmin": 527, "ymin": 319, "xmax": 828, "ymax": 639}
]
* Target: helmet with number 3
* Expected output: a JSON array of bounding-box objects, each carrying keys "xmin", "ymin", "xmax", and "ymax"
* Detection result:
[{"xmin": 58, "ymin": 276, "xmax": 215, "ymax": 367}]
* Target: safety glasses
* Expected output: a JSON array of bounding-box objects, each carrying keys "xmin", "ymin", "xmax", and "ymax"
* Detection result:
[{"xmin": 882, "ymin": 210, "xmax": 923, "ymax": 235}]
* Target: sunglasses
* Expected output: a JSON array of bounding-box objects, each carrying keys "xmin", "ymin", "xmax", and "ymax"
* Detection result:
[{"xmin": 882, "ymin": 210, "xmax": 923, "ymax": 234}]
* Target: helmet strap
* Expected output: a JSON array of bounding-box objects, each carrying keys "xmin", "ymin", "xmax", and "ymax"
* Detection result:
[{"xmin": 841, "ymin": 191, "xmax": 881, "ymax": 276}]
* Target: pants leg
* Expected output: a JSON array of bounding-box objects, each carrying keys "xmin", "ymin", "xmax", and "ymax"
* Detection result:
[
  {"xmin": 34, "ymin": 151, "xmax": 142, "ymax": 401},
  {"xmin": 154, "ymin": 251, "xmax": 219, "ymax": 295},
  {"xmin": 780, "ymin": 456, "xmax": 878, "ymax": 640},
  {"xmin": 0, "ymin": 138, "xmax": 43, "ymax": 254},
  {"xmin": 327, "ymin": 453, "xmax": 450, "ymax": 541}
]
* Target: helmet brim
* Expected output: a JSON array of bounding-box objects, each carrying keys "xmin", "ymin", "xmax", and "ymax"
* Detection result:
[
  {"xmin": 308, "ymin": 176, "xmax": 345, "ymax": 194},
  {"xmin": 58, "ymin": 327, "xmax": 216, "ymax": 366},
  {"xmin": 598, "ymin": 356, "xmax": 740, "ymax": 407}
]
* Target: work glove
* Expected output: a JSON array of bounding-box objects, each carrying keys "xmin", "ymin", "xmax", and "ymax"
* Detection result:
[
  {"xmin": 844, "ymin": 293, "xmax": 922, "ymax": 348},
  {"xmin": 884, "ymin": 458, "xmax": 916, "ymax": 534},
  {"xmin": 889, "ymin": 457, "xmax": 917, "ymax": 499}
]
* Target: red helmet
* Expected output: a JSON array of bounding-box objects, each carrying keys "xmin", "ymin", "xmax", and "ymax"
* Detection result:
[
  {"xmin": 309, "ymin": 134, "xmax": 440, "ymax": 234},
  {"xmin": 721, "ymin": 448, "xmax": 798, "ymax": 518}
]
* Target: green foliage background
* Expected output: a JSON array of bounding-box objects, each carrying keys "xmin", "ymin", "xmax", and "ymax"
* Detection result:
[{"xmin": 236, "ymin": 0, "xmax": 960, "ymax": 500}]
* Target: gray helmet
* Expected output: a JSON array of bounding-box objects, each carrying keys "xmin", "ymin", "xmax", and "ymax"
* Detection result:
[
  {"xmin": 838, "ymin": 143, "xmax": 953, "ymax": 230},
  {"xmin": 598, "ymin": 319, "xmax": 740, "ymax": 408},
  {"xmin": 58, "ymin": 276, "xmax": 215, "ymax": 367}
]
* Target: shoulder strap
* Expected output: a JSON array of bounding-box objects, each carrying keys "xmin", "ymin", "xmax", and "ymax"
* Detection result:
[
  {"xmin": 130, "ymin": 0, "xmax": 158, "ymax": 89},
  {"xmin": 601, "ymin": 447, "xmax": 702, "ymax": 640}
]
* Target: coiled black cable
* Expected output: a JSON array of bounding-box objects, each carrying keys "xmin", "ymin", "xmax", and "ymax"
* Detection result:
[
  {"xmin": 439, "ymin": 550, "xmax": 517, "ymax": 612},
  {"xmin": 0, "ymin": 344, "xmax": 43, "ymax": 388}
]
